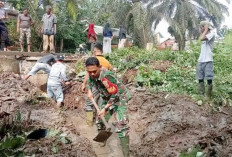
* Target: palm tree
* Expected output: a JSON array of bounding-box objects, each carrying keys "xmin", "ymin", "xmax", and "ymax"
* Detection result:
[
  {"xmin": 146, "ymin": 0, "xmax": 229, "ymax": 50},
  {"xmin": 126, "ymin": 2, "xmax": 153, "ymax": 47}
]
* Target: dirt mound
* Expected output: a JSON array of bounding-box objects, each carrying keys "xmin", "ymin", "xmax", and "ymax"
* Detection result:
[
  {"xmin": 150, "ymin": 60, "xmax": 172, "ymax": 72},
  {"xmin": 24, "ymin": 136, "xmax": 96, "ymax": 157},
  {"xmin": 0, "ymin": 72, "xmax": 37, "ymax": 113},
  {"xmin": 64, "ymin": 82, "xmax": 86, "ymax": 109},
  {"xmin": 128, "ymin": 89, "xmax": 232, "ymax": 157},
  {"xmin": 122, "ymin": 69, "xmax": 138, "ymax": 84}
]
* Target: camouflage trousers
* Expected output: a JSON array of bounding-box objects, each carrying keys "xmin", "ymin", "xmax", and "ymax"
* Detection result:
[
  {"xmin": 85, "ymin": 87, "xmax": 129, "ymax": 138},
  {"xmin": 97, "ymin": 99, "xmax": 129, "ymax": 138},
  {"xmin": 19, "ymin": 28, "xmax": 31, "ymax": 44}
]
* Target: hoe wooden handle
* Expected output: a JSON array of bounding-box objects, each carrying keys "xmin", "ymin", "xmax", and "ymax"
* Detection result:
[{"xmin": 90, "ymin": 98, "xmax": 111, "ymax": 130}]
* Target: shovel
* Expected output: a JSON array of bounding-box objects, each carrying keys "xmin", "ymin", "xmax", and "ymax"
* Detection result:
[{"xmin": 90, "ymin": 98, "xmax": 113, "ymax": 143}]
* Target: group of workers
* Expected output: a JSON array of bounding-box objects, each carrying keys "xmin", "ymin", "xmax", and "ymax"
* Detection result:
[
  {"xmin": 24, "ymin": 43, "xmax": 130, "ymax": 157},
  {"xmin": 1, "ymin": 0, "xmax": 215, "ymax": 155}
]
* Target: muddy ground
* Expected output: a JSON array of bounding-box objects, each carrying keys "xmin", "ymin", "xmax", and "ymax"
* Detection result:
[
  {"xmin": 0, "ymin": 72, "xmax": 96, "ymax": 157},
  {"xmin": 1, "ymin": 72, "xmax": 232, "ymax": 157},
  {"xmin": 128, "ymin": 87, "xmax": 232, "ymax": 157}
]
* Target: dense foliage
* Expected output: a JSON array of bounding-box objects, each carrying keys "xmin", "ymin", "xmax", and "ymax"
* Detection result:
[
  {"xmin": 6, "ymin": 0, "xmax": 229, "ymax": 50},
  {"xmin": 7, "ymin": 0, "xmax": 87, "ymax": 52}
]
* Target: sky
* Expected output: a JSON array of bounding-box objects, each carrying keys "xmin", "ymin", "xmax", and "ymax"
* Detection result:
[{"xmin": 155, "ymin": 1, "xmax": 232, "ymax": 38}]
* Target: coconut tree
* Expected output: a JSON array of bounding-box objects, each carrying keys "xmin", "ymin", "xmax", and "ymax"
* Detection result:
[{"xmin": 146, "ymin": 0, "xmax": 229, "ymax": 50}]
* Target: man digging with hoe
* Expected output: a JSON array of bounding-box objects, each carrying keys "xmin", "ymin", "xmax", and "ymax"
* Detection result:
[{"xmin": 85, "ymin": 57, "xmax": 130, "ymax": 157}]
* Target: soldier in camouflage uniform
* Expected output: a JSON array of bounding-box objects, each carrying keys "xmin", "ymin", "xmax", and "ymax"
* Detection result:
[{"xmin": 85, "ymin": 57, "xmax": 130, "ymax": 157}]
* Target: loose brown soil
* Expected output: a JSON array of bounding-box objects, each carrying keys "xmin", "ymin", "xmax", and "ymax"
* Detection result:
[
  {"xmin": 0, "ymin": 72, "xmax": 96, "ymax": 157},
  {"xmin": 128, "ymin": 88, "xmax": 232, "ymax": 157},
  {"xmin": 149, "ymin": 60, "xmax": 173, "ymax": 72},
  {"xmin": 2, "ymin": 72, "xmax": 232, "ymax": 157},
  {"xmin": 0, "ymin": 72, "xmax": 36, "ymax": 113},
  {"xmin": 122, "ymin": 69, "xmax": 138, "ymax": 84},
  {"xmin": 63, "ymin": 82, "xmax": 86, "ymax": 109}
]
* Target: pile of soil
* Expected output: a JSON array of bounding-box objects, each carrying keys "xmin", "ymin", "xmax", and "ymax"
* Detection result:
[
  {"xmin": 63, "ymin": 82, "xmax": 86, "ymax": 109},
  {"xmin": 0, "ymin": 73, "xmax": 96, "ymax": 157},
  {"xmin": 122, "ymin": 69, "xmax": 138, "ymax": 84},
  {"xmin": 0, "ymin": 72, "xmax": 37, "ymax": 113},
  {"xmin": 128, "ymin": 89, "xmax": 232, "ymax": 156},
  {"xmin": 149, "ymin": 60, "xmax": 172, "ymax": 72}
]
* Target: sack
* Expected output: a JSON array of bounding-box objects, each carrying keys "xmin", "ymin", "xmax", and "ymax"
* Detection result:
[{"xmin": 44, "ymin": 29, "xmax": 54, "ymax": 35}]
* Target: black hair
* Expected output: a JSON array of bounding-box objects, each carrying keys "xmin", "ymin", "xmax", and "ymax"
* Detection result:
[
  {"xmin": 94, "ymin": 43, "xmax": 103, "ymax": 52},
  {"xmin": 22, "ymin": 8, "xmax": 28, "ymax": 11},
  {"xmin": 85, "ymin": 57, "xmax": 100, "ymax": 67}
]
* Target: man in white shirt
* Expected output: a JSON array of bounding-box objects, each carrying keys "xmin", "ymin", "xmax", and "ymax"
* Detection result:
[
  {"xmin": 196, "ymin": 21, "xmax": 215, "ymax": 97},
  {"xmin": 47, "ymin": 55, "xmax": 70, "ymax": 107}
]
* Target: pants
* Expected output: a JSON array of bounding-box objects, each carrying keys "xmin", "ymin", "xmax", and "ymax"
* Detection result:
[
  {"xmin": 28, "ymin": 62, "xmax": 51, "ymax": 76},
  {"xmin": 0, "ymin": 23, "xmax": 10, "ymax": 47},
  {"xmin": 47, "ymin": 85, "xmax": 64, "ymax": 102},
  {"xmin": 97, "ymin": 99, "xmax": 129, "ymax": 138},
  {"xmin": 19, "ymin": 28, "xmax": 31, "ymax": 45},
  {"xmin": 118, "ymin": 39, "xmax": 126, "ymax": 49},
  {"xmin": 103, "ymin": 37, "xmax": 112, "ymax": 54},
  {"xmin": 196, "ymin": 61, "xmax": 214, "ymax": 80},
  {"xmin": 43, "ymin": 34, "xmax": 55, "ymax": 53},
  {"xmin": 90, "ymin": 42, "xmax": 96, "ymax": 52}
]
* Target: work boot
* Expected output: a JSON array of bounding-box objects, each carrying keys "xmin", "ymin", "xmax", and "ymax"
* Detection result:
[
  {"xmin": 86, "ymin": 110, "xmax": 93, "ymax": 126},
  {"xmin": 206, "ymin": 84, "xmax": 213, "ymax": 98},
  {"xmin": 198, "ymin": 82, "xmax": 205, "ymax": 95},
  {"xmin": 120, "ymin": 137, "xmax": 129, "ymax": 157}
]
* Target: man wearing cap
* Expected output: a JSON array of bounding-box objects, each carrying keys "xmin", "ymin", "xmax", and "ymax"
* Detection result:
[
  {"xmin": 0, "ymin": 1, "xmax": 10, "ymax": 51},
  {"xmin": 17, "ymin": 8, "xmax": 34, "ymax": 52},
  {"xmin": 41, "ymin": 5, "xmax": 57, "ymax": 53},
  {"xmin": 196, "ymin": 21, "xmax": 215, "ymax": 97},
  {"xmin": 24, "ymin": 54, "xmax": 56, "ymax": 80},
  {"xmin": 47, "ymin": 55, "xmax": 70, "ymax": 107}
]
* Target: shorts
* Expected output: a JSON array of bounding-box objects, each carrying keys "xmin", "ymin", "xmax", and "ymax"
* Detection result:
[
  {"xmin": 28, "ymin": 62, "xmax": 51, "ymax": 76},
  {"xmin": 19, "ymin": 28, "xmax": 31, "ymax": 44},
  {"xmin": 47, "ymin": 85, "xmax": 64, "ymax": 102},
  {"xmin": 196, "ymin": 61, "xmax": 214, "ymax": 80}
]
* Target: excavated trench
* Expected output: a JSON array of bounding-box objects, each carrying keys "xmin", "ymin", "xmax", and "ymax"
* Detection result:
[{"xmin": 1, "ymin": 72, "xmax": 232, "ymax": 157}]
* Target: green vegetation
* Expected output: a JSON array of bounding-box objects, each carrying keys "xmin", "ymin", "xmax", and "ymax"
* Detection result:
[
  {"xmin": 108, "ymin": 37, "xmax": 232, "ymax": 107},
  {"xmin": 7, "ymin": 0, "xmax": 229, "ymax": 51},
  {"xmin": 179, "ymin": 146, "xmax": 203, "ymax": 157}
]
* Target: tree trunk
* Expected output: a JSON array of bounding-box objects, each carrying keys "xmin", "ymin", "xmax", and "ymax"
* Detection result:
[
  {"xmin": 176, "ymin": 35, "xmax": 185, "ymax": 51},
  {"xmin": 178, "ymin": 39, "xmax": 185, "ymax": 51},
  {"xmin": 60, "ymin": 39, "xmax": 64, "ymax": 52},
  {"xmin": 142, "ymin": 26, "xmax": 147, "ymax": 48}
]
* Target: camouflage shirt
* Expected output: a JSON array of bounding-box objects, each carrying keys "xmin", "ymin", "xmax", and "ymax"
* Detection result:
[{"xmin": 87, "ymin": 68, "xmax": 130, "ymax": 105}]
